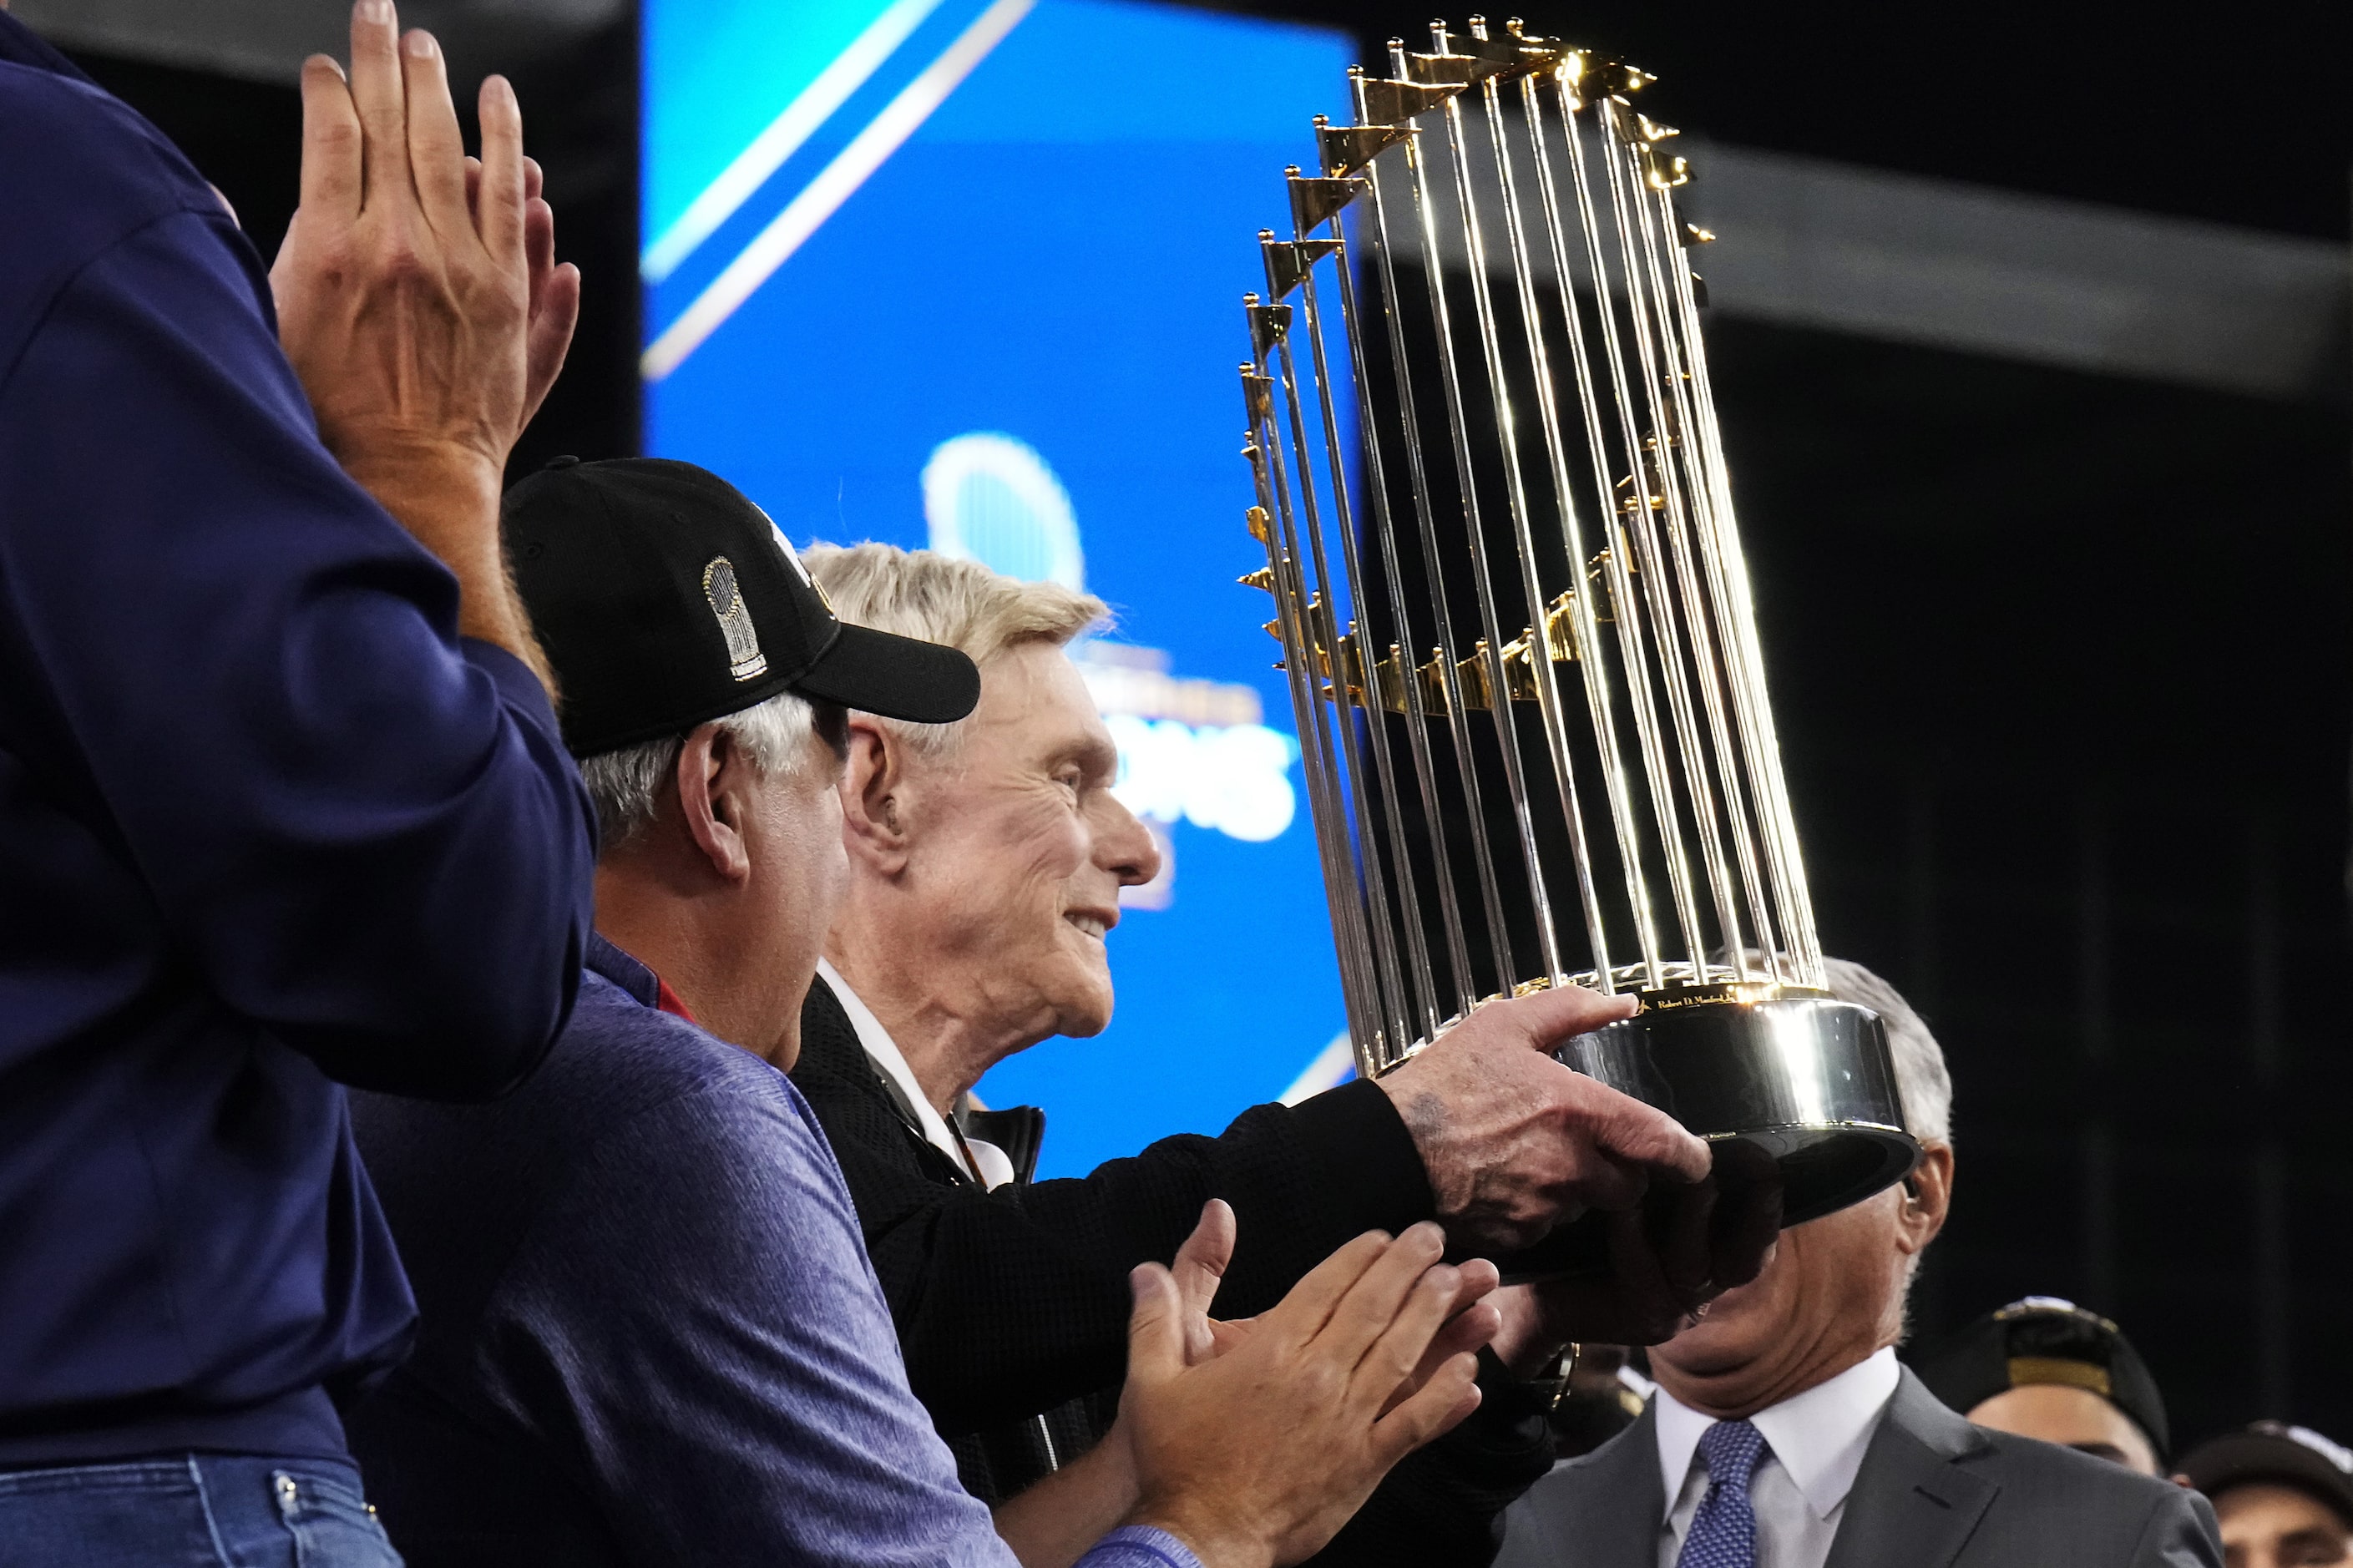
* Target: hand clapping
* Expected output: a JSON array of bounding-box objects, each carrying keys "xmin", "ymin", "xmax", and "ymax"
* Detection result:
[{"xmin": 268, "ymin": 0, "xmax": 579, "ymax": 681}]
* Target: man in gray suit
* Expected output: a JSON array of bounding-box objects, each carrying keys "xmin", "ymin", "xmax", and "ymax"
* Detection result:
[{"xmin": 1493, "ymin": 959, "xmax": 2219, "ymax": 1568}]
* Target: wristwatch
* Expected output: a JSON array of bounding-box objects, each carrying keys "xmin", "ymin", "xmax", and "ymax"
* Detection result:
[{"xmin": 1529, "ymin": 1342, "xmax": 1581, "ymax": 1412}]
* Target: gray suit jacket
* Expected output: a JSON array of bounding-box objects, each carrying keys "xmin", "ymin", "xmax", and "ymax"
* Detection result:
[{"xmin": 1496, "ymin": 1368, "xmax": 2220, "ymax": 1567}]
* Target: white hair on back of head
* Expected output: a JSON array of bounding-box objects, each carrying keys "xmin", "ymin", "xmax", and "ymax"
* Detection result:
[
  {"xmin": 576, "ymin": 689, "xmax": 820, "ymax": 851},
  {"xmin": 800, "ymin": 541, "xmax": 1106, "ymax": 754},
  {"xmin": 1821, "ymin": 956, "xmax": 1952, "ymax": 1147}
]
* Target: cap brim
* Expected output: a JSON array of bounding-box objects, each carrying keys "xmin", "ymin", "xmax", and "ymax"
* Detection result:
[
  {"xmin": 2182, "ymin": 1437, "xmax": 2353, "ymax": 1520},
  {"xmin": 794, "ymin": 622, "xmax": 981, "ymax": 725}
]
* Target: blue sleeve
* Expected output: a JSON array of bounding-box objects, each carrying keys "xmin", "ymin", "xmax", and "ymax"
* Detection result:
[
  {"xmin": 493, "ymin": 1070, "xmax": 1024, "ymax": 1566},
  {"xmin": 0, "ymin": 207, "xmax": 595, "ymax": 1098},
  {"xmin": 1079, "ymin": 1526, "xmax": 1207, "ymax": 1568}
]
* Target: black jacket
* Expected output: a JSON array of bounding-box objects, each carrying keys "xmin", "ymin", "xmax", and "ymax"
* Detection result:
[{"xmin": 791, "ymin": 974, "xmax": 1553, "ymax": 1565}]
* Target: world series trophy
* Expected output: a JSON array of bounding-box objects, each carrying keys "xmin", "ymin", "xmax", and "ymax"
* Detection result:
[{"xmin": 1234, "ymin": 18, "xmax": 1920, "ymax": 1263}]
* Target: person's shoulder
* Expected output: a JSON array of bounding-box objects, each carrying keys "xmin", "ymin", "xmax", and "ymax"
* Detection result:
[
  {"xmin": 355, "ymin": 969, "xmax": 848, "ymax": 1331},
  {"xmin": 1884, "ymin": 1373, "xmax": 2196, "ymax": 1519},
  {"xmin": 357, "ymin": 968, "xmax": 813, "ymax": 1174},
  {"xmin": 1972, "ymin": 1424, "xmax": 2199, "ymax": 1511},
  {"xmin": 535, "ymin": 966, "xmax": 814, "ymax": 1129},
  {"xmin": 0, "ymin": 45, "xmax": 245, "ymax": 379},
  {"xmin": 1516, "ymin": 1411, "xmax": 1654, "ymax": 1515},
  {"xmin": 1526, "ymin": 1412, "xmax": 1652, "ymax": 1500},
  {"xmin": 507, "ymin": 985, "xmax": 875, "ymax": 1304},
  {"xmin": 781, "ymin": 969, "xmax": 945, "ymax": 1176},
  {"xmin": 1959, "ymin": 1428, "xmax": 2219, "ymax": 1560},
  {"xmin": 0, "ymin": 53, "xmax": 214, "ymax": 257},
  {"xmin": 789, "ymin": 974, "xmax": 873, "ymax": 1090},
  {"xmin": 1497, "ymin": 1418, "xmax": 1657, "ymax": 1568},
  {"xmin": 787, "ymin": 975, "xmax": 920, "ymax": 1146}
]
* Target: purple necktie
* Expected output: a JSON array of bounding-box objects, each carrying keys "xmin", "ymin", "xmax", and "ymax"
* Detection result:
[{"xmin": 1675, "ymin": 1419, "xmax": 1769, "ymax": 1568}]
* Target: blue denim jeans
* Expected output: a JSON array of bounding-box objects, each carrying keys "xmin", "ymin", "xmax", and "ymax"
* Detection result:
[{"xmin": 0, "ymin": 1454, "xmax": 402, "ymax": 1567}]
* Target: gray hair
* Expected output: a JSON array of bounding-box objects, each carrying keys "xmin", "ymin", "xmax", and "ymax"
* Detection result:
[
  {"xmin": 576, "ymin": 689, "xmax": 822, "ymax": 850},
  {"xmin": 1822, "ymin": 957, "xmax": 1952, "ymax": 1147},
  {"xmin": 800, "ymin": 541, "xmax": 1106, "ymax": 754}
]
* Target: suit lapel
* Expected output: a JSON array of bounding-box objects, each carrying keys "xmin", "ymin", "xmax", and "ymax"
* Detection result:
[{"xmin": 1824, "ymin": 1370, "xmax": 1999, "ymax": 1568}]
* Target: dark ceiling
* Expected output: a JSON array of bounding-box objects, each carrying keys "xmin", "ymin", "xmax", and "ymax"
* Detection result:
[{"xmin": 1217, "ymin": 0, "xmax": 2353, "ymax": 240}]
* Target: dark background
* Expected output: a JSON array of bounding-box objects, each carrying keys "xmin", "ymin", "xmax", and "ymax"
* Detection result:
[{"xmin": 62, "ymin": 0, "xmax": 2353, "ymax": 1456}]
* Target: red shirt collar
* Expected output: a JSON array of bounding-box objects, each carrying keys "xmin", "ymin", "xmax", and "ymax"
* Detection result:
[{"xmin": 653, "ymin": 976, "xmax": 698, "ymax": 1024}]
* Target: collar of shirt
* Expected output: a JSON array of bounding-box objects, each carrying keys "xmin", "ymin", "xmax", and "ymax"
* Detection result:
[
  {"xmin": 1653, "ymin": 1345, "xmax": 1900, "ymax": 1523},
  {"xmin": 585, "ymin": 932, "xmax": 699, "ymax": 1024},
  {"xmin": 588, "ymin": 932, "xmax": 660, "ymax": 1006},
  {"xmin": 815, "ymin": 960, "xmax": 1015, "ymax": 1187}
]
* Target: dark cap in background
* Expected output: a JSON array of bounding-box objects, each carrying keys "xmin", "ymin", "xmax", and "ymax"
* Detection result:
[
  {"xmin": 503, "ymin": 458, "xmax": 979, "ymax": 756},
  {"xmin": 1913, "ymin": 1295, "xmax": 2170, "ymax": 1459},
  {"xmin": 2179, "ymin": 1422, "xmax": 2353, "ymax": 1524}
]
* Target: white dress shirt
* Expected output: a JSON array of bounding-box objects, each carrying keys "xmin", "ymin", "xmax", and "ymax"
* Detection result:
[
  {"xmin": 1653, "ymin": 1347, "xmax": 1901, "ymax": 1568},
  {"xmin": 816, "ymin": 959, "xmax": 1015, "ymax": 1190}
]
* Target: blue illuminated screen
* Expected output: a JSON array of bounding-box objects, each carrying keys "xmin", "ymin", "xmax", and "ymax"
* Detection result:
[{"xmin": 642, "ymin": 0, "xmax": 1358, "ymax": 1175}]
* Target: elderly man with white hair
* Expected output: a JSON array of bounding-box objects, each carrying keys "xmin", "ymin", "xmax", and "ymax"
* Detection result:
[
  {"xmin": 790, "ymin": 543, "xmax": 1780, "ymax": 1565},
  {"xmin": 1492, "ymin": 959, "xmax": 2221, "ymax": 1568},
  {"xmin": 348, "ymin": 460, "xmax": 1511, "ymax": 1568}
]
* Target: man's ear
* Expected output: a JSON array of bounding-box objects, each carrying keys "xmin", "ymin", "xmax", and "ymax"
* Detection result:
[
  {"xmin": 675, "ymin": 723, "xmax": 757, "ymax": 884},
  {"xmin": 1895, "ymin": 1141, "xmax": 1954, "ymax": 1256},
  {"xmin": 839, "ymin": 717, "xmax": 913, "ymax": 876}
]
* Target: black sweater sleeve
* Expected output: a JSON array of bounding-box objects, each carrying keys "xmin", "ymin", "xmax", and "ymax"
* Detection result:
[{"xmin": 792, "ymin": 978, "xmax": 1435, "ymax": 1430}]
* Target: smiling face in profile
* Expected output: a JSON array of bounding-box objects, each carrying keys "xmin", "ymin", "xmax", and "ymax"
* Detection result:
[{"xmin": 866, "ymin": 640, "xmax": 1161, "ymax": 1082}]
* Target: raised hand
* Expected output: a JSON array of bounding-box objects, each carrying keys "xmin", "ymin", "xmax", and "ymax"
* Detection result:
[
  {"xmin": 454, "ymin": 151, "xmax": 580, "ymax": 430},
  {"xmin": 269, "ymin": 0, "xmax": 579, "ymax": 684},
  {"xmin": 1166, "ymin": 1200, "xmax": 1504, "ymax": 1402},
  {"xmin": 1121, "ymin": 1222, "xmax": 1487, "ymax": 1568}
]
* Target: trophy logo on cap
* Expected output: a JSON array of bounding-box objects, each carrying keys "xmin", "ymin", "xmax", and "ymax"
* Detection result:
[
  {"xmin": 1232, "ymin": 18, "xmax": 1920, "ymax": 1253},
  {"xmin": 702, "ymin": 556, "xmax": 769, "ymax": 682}
]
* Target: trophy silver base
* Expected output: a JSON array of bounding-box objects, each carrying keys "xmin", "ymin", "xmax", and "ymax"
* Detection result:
[
  {"xmin": 1559, "ymin": 994, "xmax": 1920, "ymax": 1224},
  {"xmin": 1495, "ymin": 993, "xmax": 1921, "ymax": 1281}
]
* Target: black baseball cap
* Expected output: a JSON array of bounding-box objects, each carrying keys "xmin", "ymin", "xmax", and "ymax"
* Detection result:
[
  {"xmin": 1913, "ymin": 1296, "xmax": 2170, "ymax": 1459},
  {"xmin": 2178, "ymin": 1422, "xmax": 2353, "ymax": 1524},
  {"xmin": 504, "ymin": 458, "xmax": 980, "ymax": 756}
]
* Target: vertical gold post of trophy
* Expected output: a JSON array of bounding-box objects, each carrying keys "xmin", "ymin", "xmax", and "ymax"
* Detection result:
[
  {"xmin": 1255, "ymin": 244, "xmax": 1416, "ymax": 1061},
  {"xmin": 1355, "ymin": 60, "xmax": 1519, "ymax": 1019},
  {"xmin": 1239, "ymin": 359, "xmax": 1382, "ymax": 1056},
  {"xmin": 1542, "ymin": 58, "xmax": 1714, "ymax": 984},
  {"xmin": 1616, "ymin": 108, "xmax": 1784, "ymax": 984},
  {"xmin": 1278, "ymin": 174, "xmax": 1450, "ymax": 1048},
  {"xmin": 1486, "ymin": 25, "xmax": 1672, "ymax": 995},
  {"xmin": 1516, "ymin": 48, "xmax": 1677, "ymax": 994},
  {"xmin": 1650, "ymin": 174, "xmax": 1824, "ymax": 985},
  {"xmin": 1441, "ymin": 18, "xmax": 1612, "ymax": 993},
  {"xmin": 1394, "ymin": 28, "xmax": 1559, "ymax": 990},
  {"xmin": 1302, "ymin": 99, "xmax": 1480, "ymax": 1046},
  {"xmin": 1590, "ymin": 93, "xmax": 1757, "ymax": 986}
]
